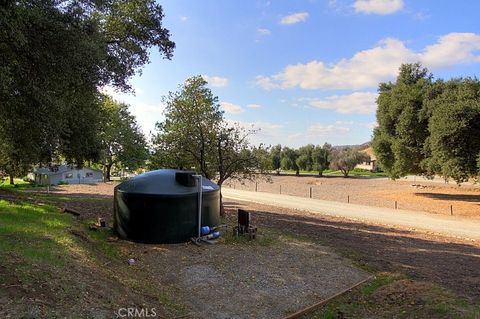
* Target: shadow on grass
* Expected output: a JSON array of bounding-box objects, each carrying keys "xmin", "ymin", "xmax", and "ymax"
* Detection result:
[
  {"xmin": 0, "ymin": 187, "xmax": 113, "ymax": 220},
  {"xmin": 224, "ymin": 201, "xmax": 480, "ymax": 303}
]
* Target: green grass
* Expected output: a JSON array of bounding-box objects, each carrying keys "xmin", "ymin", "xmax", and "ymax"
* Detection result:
[
  {"xmin": 0, "ymin": 200, "xmax": 73, "ymax": 266},
  {"xmin": 0, "ymin": 178, "xmax": 34, "ymax": 189},
  {"xmin": 0, "ymin": 197, "xmax": 188, "ymax": 317},
  {"xmin": 83, "ymin": 220, "xmax": 121, "ymax": 258}
]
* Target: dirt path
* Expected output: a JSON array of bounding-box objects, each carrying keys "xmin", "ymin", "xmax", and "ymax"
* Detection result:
[
  {"xmin": 223, "ymin": 188, "xmax": 480, "ymax": 241},
  {"xmin": 224, "ymin": 200, "xmax": 480, "ymax": 303}
]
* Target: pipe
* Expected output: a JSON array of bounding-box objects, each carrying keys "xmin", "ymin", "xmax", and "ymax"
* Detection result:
[{"xmin": 193, "ymin": 175, "xmax": 203, "ymax": 239}]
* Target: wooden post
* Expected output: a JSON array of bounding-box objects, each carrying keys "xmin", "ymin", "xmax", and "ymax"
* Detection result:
[
  {"xmin": 255, "ymin": 182, "xmax": 258, "ymax": 192},
  {"xmin": 347, "ymin": 195, "xmax": 350, "ymax": 203},
  {"xmin": 309, "ymin": 187, "xmax": 312, "ymax": 198},
  {"xmin": 395, "ymin": 201, "xmax": 397, "ymax": 209},
  {"xmin": 450, "ymin": 205, "xmax": 453, "ymax": 216},
  {"xmin": 280, "ymin": 185, "xmax": 282, "ymax": 194}
]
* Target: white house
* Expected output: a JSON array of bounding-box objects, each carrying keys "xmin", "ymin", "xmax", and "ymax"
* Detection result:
[
  {"xmin": 29, "ymin": 165, "xmax": 103, "ymax": 185},
  {"xmin": 355, "ymin": 147, "xmax": 378, "ymax": 172}
]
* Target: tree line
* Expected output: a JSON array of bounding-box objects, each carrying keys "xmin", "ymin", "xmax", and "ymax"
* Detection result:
[
  {"xmin": 373, "ymin": 63, "xmax": 480, "ymax": 183},
  {"xmin": 266, "ymin": 144, "xmax": 369, "ymax": 177}
]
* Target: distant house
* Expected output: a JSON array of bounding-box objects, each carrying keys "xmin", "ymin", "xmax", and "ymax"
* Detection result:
[
  {"xmin": 29, "ymin": 165, "xmax": 103, "ymax": 185},
  {"xmin": 356, "ymin": 147, "xmax": 378, "ymax": 172}
]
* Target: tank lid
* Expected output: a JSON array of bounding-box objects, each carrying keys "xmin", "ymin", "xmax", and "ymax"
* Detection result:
[{"xmin": 116, "ymin": 169, "xmax": 219, "ymax": 195}]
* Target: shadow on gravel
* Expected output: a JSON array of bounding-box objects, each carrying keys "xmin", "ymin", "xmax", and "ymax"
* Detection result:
[
  {"xmin": 224, "ymin": 201, "xmax": 480, "ymax": 303},
  {"xmin": 416, "ymin": 192, "xmax": 480, "ymax": 203}
]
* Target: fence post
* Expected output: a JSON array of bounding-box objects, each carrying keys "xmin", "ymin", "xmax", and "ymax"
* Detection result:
[
  {"xmin": 395, "ymin": 201, "xmax": 397, "ymax": 209},
  {"xmin": 347, "ymin": 195, "xmax": 350, "ymax": 203},
  {"xmin": 255, "ymin": 182, "xmax": 258, "ymax": 192},
  {"xmin": 280, "ymin": 185, "xmax": 282, "ymax": 194},
  {"xmin": 309, "ymin": 187, "xmax": 312, "ymax": 198},
  {"xmin": 450, "ymin": 205, "xmax": 453, "ymax": 216}
]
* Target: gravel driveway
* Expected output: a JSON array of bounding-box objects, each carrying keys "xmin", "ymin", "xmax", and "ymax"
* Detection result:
[
  {"xmin": 222, "ymin": 188, "xmax": 480, "ymax": 241},
  {"xmin": 140, "ymin": 236, "xmax": 369, "ymax": 319}
]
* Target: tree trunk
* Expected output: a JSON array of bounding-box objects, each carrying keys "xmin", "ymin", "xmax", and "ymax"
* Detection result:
[
  {"xmin": 105, "ymin": 163, "xmax": 113, "ymax": 181},
  {"xmin": 296, "ymin": 169, "xmax": 300, "ymax": 176},
  {"xmin": 9, "ymin": 174, "xmax": 14, "ymax": 185},
  {"xmin": 218, "ymin": 184, "xmax": 225, "ymax": 217}
]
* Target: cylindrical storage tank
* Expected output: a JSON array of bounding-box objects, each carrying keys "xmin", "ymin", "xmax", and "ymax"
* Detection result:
[{"xmin": 113, "ymin": 169, "xmax": 220, "ymax": 244}]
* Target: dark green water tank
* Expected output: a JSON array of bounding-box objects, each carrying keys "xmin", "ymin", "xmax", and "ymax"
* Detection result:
[{"xmin": 113, "ymin": 169, "xmax": 220, "ymax": 244}]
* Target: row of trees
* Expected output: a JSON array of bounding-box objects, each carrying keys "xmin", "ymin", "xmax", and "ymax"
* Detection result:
[
  {"xmin": 373, "ymin": 63, "xmax": 480, "ymax": 183},
  {"xmin": 0, "ymin": 0, "xmax": 174, "ymax": 183},
  {"xmin": 267, "ymin": 144, "xmax": 369, "ymax": 177}
]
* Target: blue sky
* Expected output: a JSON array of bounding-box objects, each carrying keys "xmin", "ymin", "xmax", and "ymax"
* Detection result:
[{"xmin": 106, "ymin": 0, "xmax": 480, "ymax": 147}]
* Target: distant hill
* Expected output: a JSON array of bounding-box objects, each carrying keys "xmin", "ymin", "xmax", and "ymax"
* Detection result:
[{"xmin": 332, "ymin": 141, "xmax": 371, "ymax": 151}]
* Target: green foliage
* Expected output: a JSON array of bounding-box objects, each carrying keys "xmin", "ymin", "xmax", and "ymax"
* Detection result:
[
  {"xmin": 151, "ymin": 76, "xmax": 267, "ymax": 192},
  {"xmin": 151, "ymin": 76, "xmax": 223, "ymax": 177},
  {"xmin": 0, "ymin": 0, "xmax": 174, "ymax": 180},
  {"xmin": 374, "ymin": 62, "xmax": 480, "ymax": 183},
  {"xmin": 373, "ymin": 63, "xmax": 432, "ymax": 179},
  {"xmin": 269, "ymin": 144, "xmax": 282, "ymax": 174},
  {"xmin": 296, "ymin": 144, "xmax": 315, "ymax": 171},
  {"xmin": 295, "ymin": 154, "xmax": 310, "ymax": 172},
  {"xmin": 280, "ymin": 147, "xmax": 299, "ymax": 175},
  {"xmin": 312, "ymin": 143, "xmax": 332, "ymax": 176},
  {"xmin": 422, "ymin": 78, "xmax": 480, "ymax": 183},
  {"xmin": 98, "ymin": 96, "xmax": 148, "ymax": 180},
  {"xmin": 330, "ymin": 149, "xmax": 369, "ymax": 177}
]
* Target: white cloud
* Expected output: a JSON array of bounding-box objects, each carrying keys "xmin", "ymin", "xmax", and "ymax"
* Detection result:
[
  {"xmin": 221, "ymin": 102, "xmax": 244, "ymax": 114},
  {"xmin": 247, "ymin": 104, "xmax": 261, "ymax": 109},
  {"xmin": 353, "ymin": 0, "xmax": 403, "ymax": 15},
  {"xmin": 308, "ymin": 92, "xmax": 378, "ymax": 114},
  {"xmin": 364, "ymin": 121, "xmax": 378, "ymax": 129},
  {"xmin": 180, "ymin": 16, "xmax": 188, "ymax": 22},
  {"xmin": 256, "ymin": 33, "xmax": 480, "ymax": 91},
  {"xmin": 280, "ymin": 12, "xmax": 309, "ymax": 25},
  {"xmin": 335, "ymin": 120, "xmax": 354, "ymax": 125},
  {"xmin": 255, "ymin": 75, "xmax": 278, "ymax": 90},
  {"xmin": 227, "ymin": 119, "xmax": 283, "ymax": 131},
  {"xmin": 307, "ymin": 124, "xmax": 350, "ymax": 136},
  {"xmin": 421, "ymin": 33, "xmax": 480, "ymax": 68},
  {"xmin": 129, "ymin": 102, "xmax": 166, "ymax": 136},
  {"xmin": 257, "ymin": 28, "xmax": 271, "ymax": 36},
  {"xmin": 202, "ymin": 75, "xmax": 229, "ymax": 87},
  {"xmin": 225, "ymin": 119, "xmax": 284, "ymax": 146}
]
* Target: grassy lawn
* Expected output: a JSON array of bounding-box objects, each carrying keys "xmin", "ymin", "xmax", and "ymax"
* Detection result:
[
  {"xmin": 0, "ymin": 178, "xmax": 33, "ymax": 189},
  {"xmin": 0, "ymin": 200, "xmax": 73, "ymax": 267}
]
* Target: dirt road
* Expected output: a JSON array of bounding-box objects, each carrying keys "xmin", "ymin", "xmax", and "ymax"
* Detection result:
[{"xmin": 222, "ymin": 188, "xmax": 480, "ymax": 241}]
